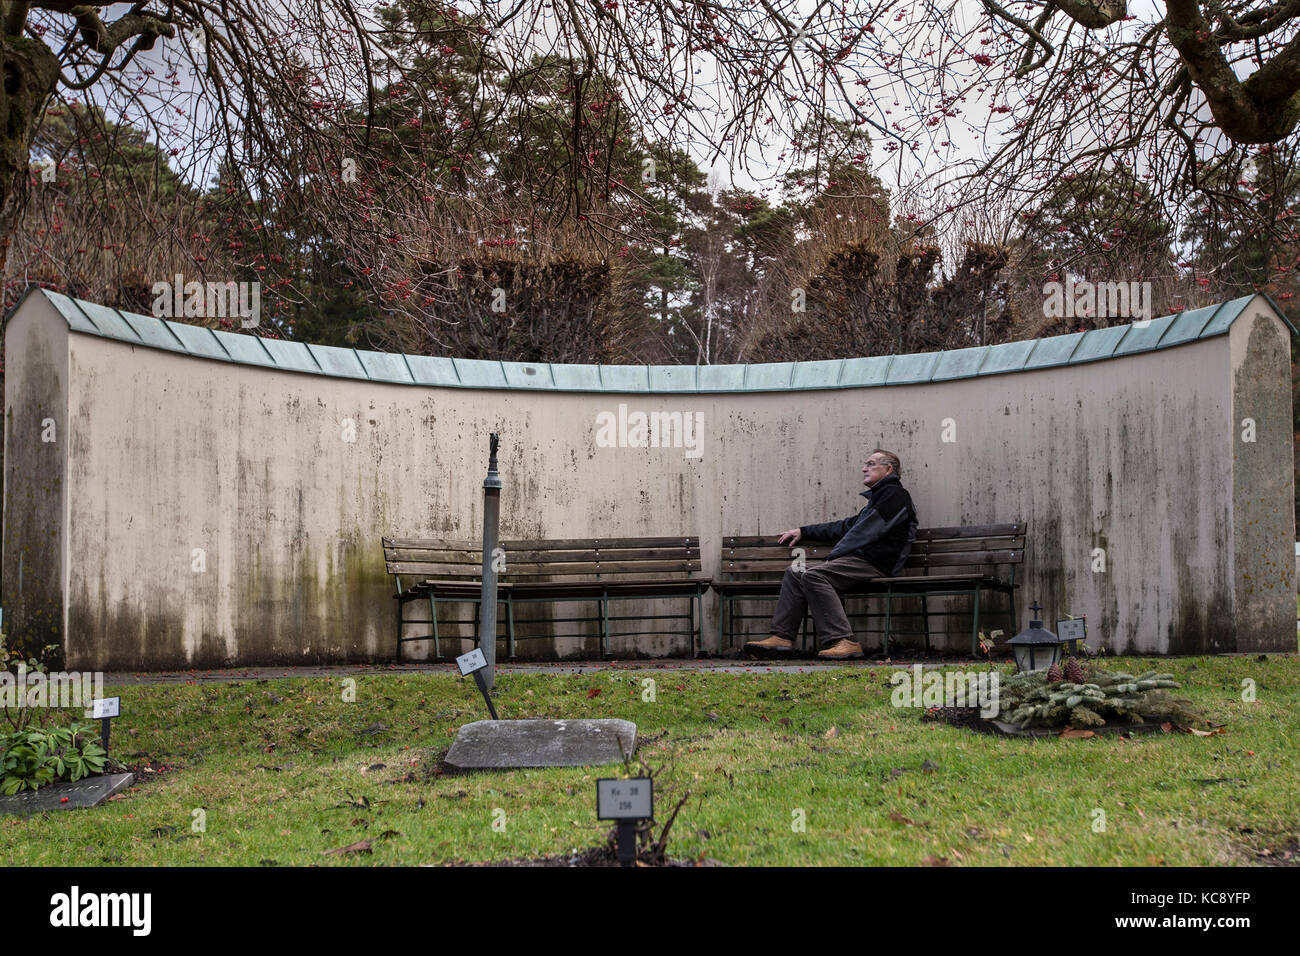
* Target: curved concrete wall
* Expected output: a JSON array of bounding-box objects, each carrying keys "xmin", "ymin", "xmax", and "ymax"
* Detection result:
[{"xmin": 4, "ymin": 290, "xmax": 1296, "ymax": 668}]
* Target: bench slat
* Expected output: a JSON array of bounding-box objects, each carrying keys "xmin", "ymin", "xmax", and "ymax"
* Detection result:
[
  {"xmin": 386, "ymin": 550, "xmax": 483, "ymax": 564},
  {"xmin": 914, "ymin": 524, "xmax": 1024, "ymax": 539},
  {"xmin": 388, "ymin": 562, "xmax": 489, "ymax": 575},
  {"xmin": 880, "ymin": 573, "xmax": 1009, "ymax": 585},
  {"xmin": 912, "ymin": 537, "xmax": 1024, "ymax": 553},
  {"xmin": 416, "ymin": 579, "xmax": 510, "ymax": 592},
  {"xmin": 499, "ymin": 536, "xmax": 698, "ymax": 550},
  {"xmin": 722, "ymin": 546, "xmax": 834, "ymax": 559},
  {"xmin": 384, "ymin": 537, "xmax": 480, "ymax": 549},
  {"xmin": 720, "ymin": 560, "xmax": 817, "ymax": 572},
  {"xmin": 723, "ymin": 536, "xmax": 834, "ymax": 547},
  {"xmin": 505, "ymin": 547, "xmax": 700, "ymax": 563},
  {"xmin": 913, "ymin": 549, "xmax": 1022, "ymax": 567},
  {"xmin": 497, "ymin": 560, "xmax": 703, "ymax": 575},
  {"xmin": 507, "ymin": 578, "xmax": 709, "ymax": 595}
]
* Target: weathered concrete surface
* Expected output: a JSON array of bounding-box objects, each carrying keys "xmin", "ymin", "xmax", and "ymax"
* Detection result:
[
  {"xmin": 1, "ymin": 294, "xmax": 68, "ymax": 657},
  {"xmin": 3, "ymin": 293, "xmax": 1295, "ymax": 666},
  {"xmin": 444, "ymin": 719, "xmax": 636, "ymax": 769},
  {"xmin": 1230, "ymin": 311, "xmax": 1296, "ymax": 652}
]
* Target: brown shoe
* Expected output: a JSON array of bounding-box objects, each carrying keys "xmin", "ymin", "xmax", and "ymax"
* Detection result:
[
  {"xmin": 744, "ymin": 635, "xmax": 795, "ymax": 659},
  {"xmin": 817, "ymin": 639, "xmax": 864, "ymax": 660}
]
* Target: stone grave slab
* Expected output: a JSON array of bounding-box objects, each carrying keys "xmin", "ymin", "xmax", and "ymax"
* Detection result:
[
  {"xmin": 0, "ymin": 772, "xmax": 135, "ymax": 816},
  {"xmin": 445, "ymin": 719, "xmax": 636, "ymax": 769}
]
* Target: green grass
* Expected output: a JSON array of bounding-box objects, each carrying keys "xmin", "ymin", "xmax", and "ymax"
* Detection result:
[{"xmin": 2, "ymin": 655, "xmax": 1298, "ymax": 866}]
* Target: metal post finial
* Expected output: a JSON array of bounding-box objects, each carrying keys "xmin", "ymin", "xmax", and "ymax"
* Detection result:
[{"xmin": 1028, "ymin": 600, "xmax": 1043, "ymax": 627}]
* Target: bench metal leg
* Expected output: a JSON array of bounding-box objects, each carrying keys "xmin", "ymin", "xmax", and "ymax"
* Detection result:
[
  {"xmin": 396, "ymin": 595, "xmax": 404, "ymax": 663},
  {"xmin": 690, "ymin": 590, "xmax": 702, "ymax": 658},
  {"xmin": 506, "ymin": 596, "xmax": 516, "ymax": 661},
  {"xmin": 884, "ymin": 588, "xmax": 893, "ymax": 657},
  {"xmin": 687, "ymin": 590, "xmax": 693, "ymax": 657},
  {"xmin": 600, "ymin": 589, "xmax": 610, "ymax": 659},
  {"xmin": 1009, "ymin": 566, "xmax": 1019, "ymax": 639},
  {"xmin": 431, "ymin": 594, "xmax": 441, "ymax": 661},
  {"xmin": 971, "ymin": 586, "xmax": 982, "ymax": 658},
  {"xmin": 921, "ymin": 593, "xmax": 930, "ymax": 655},
  {"xmin": 718, "ymin": 596, "xmax": 728, "ymax": 651},
  {"xmin": 699, "ymin": 591, "xmax": 706, "ymax": 656}
]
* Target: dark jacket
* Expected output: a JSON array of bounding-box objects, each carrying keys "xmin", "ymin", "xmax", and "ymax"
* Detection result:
[{"xmin": 800, "ymin": 474, "xmax": 918, "ymax": 575}]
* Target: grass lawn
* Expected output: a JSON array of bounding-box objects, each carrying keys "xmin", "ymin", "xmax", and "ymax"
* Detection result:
[{"xmin": 3, "ymin": 655, "xmax": 1298, "ymax": 866}]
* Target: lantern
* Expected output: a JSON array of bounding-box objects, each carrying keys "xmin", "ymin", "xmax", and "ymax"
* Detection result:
[{"xmin": 1007, "ymin": 602, "xmax": 1070, "ymax": 673}]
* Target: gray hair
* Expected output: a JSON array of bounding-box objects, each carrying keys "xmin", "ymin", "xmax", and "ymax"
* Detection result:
[{"xmin": 871, "ymin": 449, "xmax": 901, "ymax": 477}]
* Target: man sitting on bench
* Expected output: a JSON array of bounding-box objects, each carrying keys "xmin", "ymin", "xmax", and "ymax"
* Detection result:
[{"xmin": 746, "ymin": 449, "xmax": 919, "ymax": 660}]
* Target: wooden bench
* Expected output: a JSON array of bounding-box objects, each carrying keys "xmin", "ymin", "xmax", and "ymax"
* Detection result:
[
  {"xmin": 714, "ymin": 524, "xmax": 1024, "ymax": 655},
  {"xmin": 384, "ymin": 536, "xmax": 710, "ymax": 660}
]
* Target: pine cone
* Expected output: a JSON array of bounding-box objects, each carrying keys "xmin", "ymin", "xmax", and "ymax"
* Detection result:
[
  {"xmin": 1064, "ymin": 656, "xmax": 1086, "ymax": 684},
  {"xmin": 1046, "ymin": 663, "xmax": 1064, "ymax": 683}
]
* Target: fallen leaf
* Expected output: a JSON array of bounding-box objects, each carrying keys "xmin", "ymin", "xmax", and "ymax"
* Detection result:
[
  {"xmin": 587, "ymin": 688, "xmax": 601, "ymax": 698},
  {"xmin": 778, "ymin": 717, "xmax": 792, "ymax": 727},
  {"xmin": 1188, "ymin": 726, "xmax": 1226, "ymax": 737},
  {"xmin": 824, "ymin": 726, "xmax": 838, "ymax": 739},
  {"xmin": 1160, "ymin": 722, "xmax": 1172, "ymax": 733},
  {"xmin": 1060, "ymin": 728, "xmax": 1095, "ymax": 738},
  {"xmin": 322, "ymin": 839, "xmax": 372, "ymax": 856},
  {"xmin": 921, "ymin": 855, "xmax": 951, "ymax": 866}
]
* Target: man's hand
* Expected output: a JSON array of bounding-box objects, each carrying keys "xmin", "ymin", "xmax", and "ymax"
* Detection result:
[{"xmin": 777, "ymin": 528, "xmax": 802, "ymax": 546}]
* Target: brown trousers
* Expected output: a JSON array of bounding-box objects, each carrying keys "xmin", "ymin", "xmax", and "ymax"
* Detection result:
[{"xmin": 768, "ymin": 554, "xmax": 885, "ymax": 648}]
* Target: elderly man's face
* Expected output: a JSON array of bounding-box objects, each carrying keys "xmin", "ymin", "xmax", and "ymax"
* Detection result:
[{"xmin": 863, "ymin": 454, "xmax": 893, "ymax": 487}]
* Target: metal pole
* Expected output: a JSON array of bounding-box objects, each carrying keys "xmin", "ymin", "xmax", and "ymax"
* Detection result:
[
  {"xmin": 616, "ymin": 821, "xmax": 636, "ymax": 867},
  {"xmin": 478, "ymin": 433, "xmax": 502, "ymax": 690},
  {"xmin": 472, "ymin": 670, "xmax": 500, "ymax": 720}
]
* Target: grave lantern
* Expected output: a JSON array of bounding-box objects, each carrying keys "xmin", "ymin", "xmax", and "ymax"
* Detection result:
[{"xmin": 1007, "ymin": 602, "xmax": 1070, "ymax": 673}]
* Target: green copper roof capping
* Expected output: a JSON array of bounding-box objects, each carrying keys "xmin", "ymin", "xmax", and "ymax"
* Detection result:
[{"xmin": 12, "ymin": 288, "xmax": 1296, "ymax": 393}]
